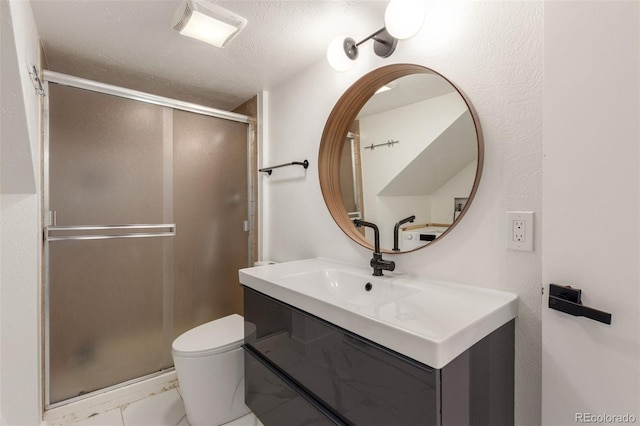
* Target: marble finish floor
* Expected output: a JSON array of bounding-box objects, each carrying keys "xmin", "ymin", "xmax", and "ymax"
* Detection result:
[{"xmin": 73, "ymin": 388, "xmax": 262, "ymax": 426}]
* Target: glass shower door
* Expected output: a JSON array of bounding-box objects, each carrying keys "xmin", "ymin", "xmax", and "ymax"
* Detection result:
[
  {"xmin": 46, "ymin": 84, "xmax": 174, "ymax": 404},
  {"xmin": 45, "ymin": 82, "xmax": 249, "ymax": 405}
]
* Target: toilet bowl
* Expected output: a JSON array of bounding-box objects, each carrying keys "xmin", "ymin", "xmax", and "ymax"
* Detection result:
[{"xmin": 172, "ymin": 314, "xmax": 254, "ymax": 426}]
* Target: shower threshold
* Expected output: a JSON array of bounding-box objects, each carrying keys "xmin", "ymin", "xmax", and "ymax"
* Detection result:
[{"xmin": 44, "ymin": 369, "xmax": 178, "ymax": 425}]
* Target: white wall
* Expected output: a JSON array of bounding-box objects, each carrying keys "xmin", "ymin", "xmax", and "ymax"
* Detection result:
[
  {"xmin": 358, "ymin": 91, "xmax": 471, "ymax": 244},
  {"xmin": 374, "ymin": 195, "xmax": 431, "ymax": 245},
  {"xmin": 359, "ymin": 92, "xmax": 467, "ymax": 200},
  {"xmin": 431, "ymin": 160, "xmax": 476, "ymax": 223},
  {"xmin": 263, "ymin": 2, "xmax": 542, "ymax": 425},
  {"xmin": 0, "ymin": 0, "xmax": 43, "ymax": 424},
  {"xmin": 370, "ymin": 160, "xmax": 476, "ymax": 247}
]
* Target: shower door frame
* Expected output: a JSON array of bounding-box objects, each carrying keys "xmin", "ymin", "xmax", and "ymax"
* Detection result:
[{"xmin": 42, "ymin": 71, "xmax": 254, "ymax": 409}]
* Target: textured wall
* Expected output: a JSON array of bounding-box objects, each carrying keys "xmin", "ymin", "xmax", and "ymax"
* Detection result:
[
  {"xmin": 0, "ymin": 0, "xmax": 39, "ymax": 194},
  {"xmin": 0, "ymin": 0, "xmax": 43, "ymax": 424},
  {"xmin": 263, "ymin": 2, "xmax": 542, "ymax": 425}
]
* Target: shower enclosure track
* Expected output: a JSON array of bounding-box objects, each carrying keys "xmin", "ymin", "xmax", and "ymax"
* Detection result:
[{"xmin": 43, "ymin": 70, "xmax": 250, "ymax": 124}]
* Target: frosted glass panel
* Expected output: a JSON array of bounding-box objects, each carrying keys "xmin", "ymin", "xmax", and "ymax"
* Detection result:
[
  {"xmin": 48, "ymin": 84, "xmax": 166, "ymax": 225},
  {"xmin": 49, "ymin": 238, "xmax": 167, "ymax": 402},
  {"xmin": 47, "ymin": 84, "xmax": 172, "ymax": 404},
  {"xmin": 173, "ymin": 110, "xmax": 248, "ymax": 337}
]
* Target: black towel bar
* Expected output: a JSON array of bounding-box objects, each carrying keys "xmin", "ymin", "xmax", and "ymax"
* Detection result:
[{"xmin": 259, "ymin": 160, "xmax": 309, "ymax": 175}]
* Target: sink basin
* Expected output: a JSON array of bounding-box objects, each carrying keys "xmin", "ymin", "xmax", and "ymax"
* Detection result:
[
  {"xmin": 278, "ymin": 268, "xmax": 418, "ymax": 310},
  {"xmin": 239, "ymin": 258, "xmax": 518, "ymax": 369}
]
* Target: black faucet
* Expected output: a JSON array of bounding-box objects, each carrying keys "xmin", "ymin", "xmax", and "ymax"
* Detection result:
[
  {"xmin": 353, "ymin": 219, "xmax": 395, "ymax": 276},
  {"xmin": 393, "ymin": 215, "xmax": 416, "ymax": 251}
]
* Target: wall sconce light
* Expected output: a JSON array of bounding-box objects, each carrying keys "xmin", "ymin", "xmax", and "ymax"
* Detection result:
[
  {"xmin": 172, "ymin": 0, "xmax": 247, "ymax": 48},
  {"xmin": 327, "ymin": 0, "xmax": 425, "ymax": 72}
]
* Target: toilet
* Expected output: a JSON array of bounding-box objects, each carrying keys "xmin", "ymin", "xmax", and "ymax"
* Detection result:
[{"xmin": 172, "ymin": 313, "xmax": 254, "ymax": 426}]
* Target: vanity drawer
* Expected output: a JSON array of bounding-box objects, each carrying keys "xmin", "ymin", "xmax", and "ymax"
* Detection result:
[
  {"xmin": 244, "ymin": 287, "xmax": 438, "ymax": 426},
  {"xmin": 244, "ymin": 345, "xmax": 342, "ymax": 426}
]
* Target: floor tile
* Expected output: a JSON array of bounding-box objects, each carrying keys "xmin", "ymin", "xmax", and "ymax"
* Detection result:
[
  {"xmin": 176, "ymin": 414, "xmax": 190, "ymax": 426},
  {"xmin": 74, "ymin": 408, "xmax": 124, "ymax": 426},
  {"xmin": 121, "ymin": 389, "xmax": 186, "ymax": 426},
  {"xmin": 223, "ymin": 412, "xmax": 263, "ymax": 426}
]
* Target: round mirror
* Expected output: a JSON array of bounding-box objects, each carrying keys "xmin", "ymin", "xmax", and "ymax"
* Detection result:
[{"xmin": 319, "ymin": 64, "xmax": 483, "ymax": 253}]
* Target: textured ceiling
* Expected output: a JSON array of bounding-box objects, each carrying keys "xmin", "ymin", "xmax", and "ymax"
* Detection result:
[{"xmin": 31, "ymin": 0, "xmax": 388, "ymax": 110}]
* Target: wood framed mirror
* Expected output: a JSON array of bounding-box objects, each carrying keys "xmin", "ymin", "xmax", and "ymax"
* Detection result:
[{"xmin": 319, "ymin": 64, "xmax": 483, "ymax": 253}]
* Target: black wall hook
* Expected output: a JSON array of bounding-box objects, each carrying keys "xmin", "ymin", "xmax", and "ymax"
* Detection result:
[{"xmin": 548, "ymin": 284, "xmax": 612, "ymax": 325}]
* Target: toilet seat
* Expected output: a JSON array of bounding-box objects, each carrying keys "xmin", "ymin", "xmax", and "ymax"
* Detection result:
[{"xmin": 172, "ymin": 313, "xmax": 249, "ymax": 358}]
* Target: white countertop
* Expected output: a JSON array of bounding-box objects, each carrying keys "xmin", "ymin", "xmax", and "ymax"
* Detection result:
[{"xmin": 239, "ymin": 258, "xmax": 518, "ymax": 369}]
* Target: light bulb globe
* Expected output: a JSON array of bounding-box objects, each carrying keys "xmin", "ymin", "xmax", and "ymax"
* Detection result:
[
  {"xmin": 327, "ymin": 36, "xmax": 356, "ymax": 72},
  {"xmin": 384, "ymin": 0, "xmax": 425, "ymax": 40}
]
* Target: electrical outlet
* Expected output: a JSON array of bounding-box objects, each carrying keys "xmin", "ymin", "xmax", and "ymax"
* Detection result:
[
  {"xmin": 506, "ymin": 211, "xmax": 534, "ymax": 251},
  {"xmin": 513, "ymin": 220, "xmax": 525, "ymax": 242}
]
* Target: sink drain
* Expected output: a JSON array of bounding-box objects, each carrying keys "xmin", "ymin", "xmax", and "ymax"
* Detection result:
[{"xmin": 365, "ymin": 282, "xmax": 373, "ymax": 291}]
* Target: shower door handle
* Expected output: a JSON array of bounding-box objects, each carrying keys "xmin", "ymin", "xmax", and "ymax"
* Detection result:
[
  {"xmin": 45, "ymin": 224, "xmax": 176, "ymax": 242},
  {"xmin": 48, "ymin": 210, "xmax": 57, "ymax": 226}
]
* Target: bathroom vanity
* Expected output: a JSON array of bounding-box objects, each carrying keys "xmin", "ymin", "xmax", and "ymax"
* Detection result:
[
  {"xmin": 239, "ymin": 258, "xmax": 517, "ymax": 426},
  {"xmin": 240, "ymin": 62, "xmax": 497, "ymax": 426}
]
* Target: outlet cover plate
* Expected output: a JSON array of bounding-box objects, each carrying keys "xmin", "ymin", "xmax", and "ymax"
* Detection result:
[{"xmin": 506, "ymin": 211, "xmax": 534, "ymax": 251}]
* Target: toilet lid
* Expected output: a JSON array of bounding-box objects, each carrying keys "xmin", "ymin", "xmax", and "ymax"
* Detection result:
[{"xmin": 172, "ymin": 314, "xmax": 255, "ymax": 357}]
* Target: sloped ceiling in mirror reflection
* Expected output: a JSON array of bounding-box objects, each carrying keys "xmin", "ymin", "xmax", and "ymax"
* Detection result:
[
  {"xmin": 378, "ymin": 110, "xmax": 477, "ymax": 196},
  {"xmin": 358, "ymin": 74, "xmax": 456, "ymax": 119}
]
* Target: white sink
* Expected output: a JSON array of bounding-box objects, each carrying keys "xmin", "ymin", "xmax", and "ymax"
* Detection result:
[
  {"xmin": 278, "ymin": 268, "xmax": 418, "ymax": 310},
  {"xmin": 239, "ymin": 258, "xmax": 518, "ymax": 369}
]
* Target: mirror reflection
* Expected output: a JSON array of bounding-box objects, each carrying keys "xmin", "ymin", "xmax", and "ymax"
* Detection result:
[{"xmin": 338, "ymin": 72, "xmax": 479, "ymax": 251}]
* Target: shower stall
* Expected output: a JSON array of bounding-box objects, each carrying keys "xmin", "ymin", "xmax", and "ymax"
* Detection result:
[{"xmin": 43, "ymin": 72, "xmax": 253, "ymax": 407}]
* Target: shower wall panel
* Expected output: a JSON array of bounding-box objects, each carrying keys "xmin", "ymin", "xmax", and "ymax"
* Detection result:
[{"xmin": 172, "ymin": 109, "xmax": 248, "ymax": 338}]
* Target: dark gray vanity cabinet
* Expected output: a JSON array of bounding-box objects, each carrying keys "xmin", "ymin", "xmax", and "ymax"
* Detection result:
[{"xmin": 242, "ymin": 287, "xmax": 514, "ymax": 426}]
